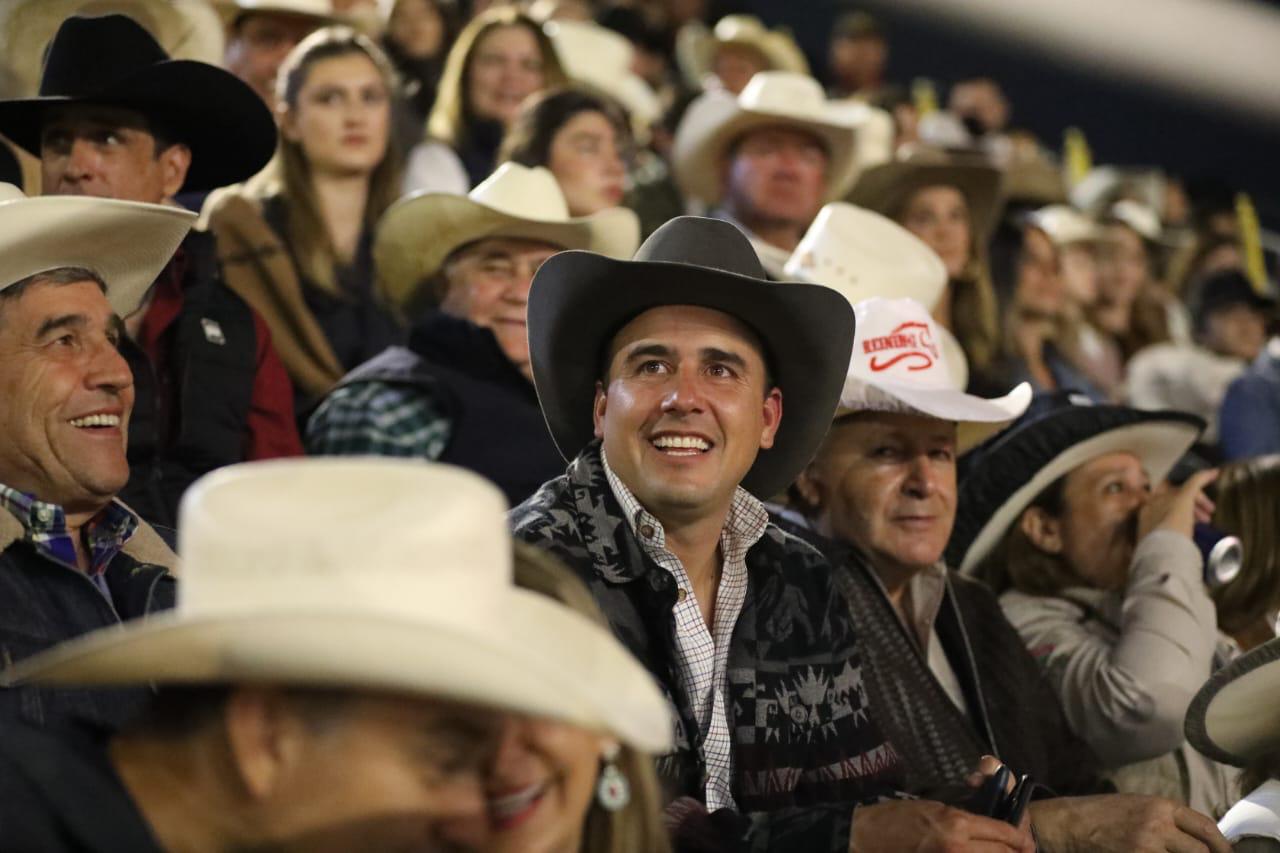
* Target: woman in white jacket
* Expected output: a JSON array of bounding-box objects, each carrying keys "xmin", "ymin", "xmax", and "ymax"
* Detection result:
[{"xmin": 947, "ymin": 392, "xmax": 1238, "ymax": 816}]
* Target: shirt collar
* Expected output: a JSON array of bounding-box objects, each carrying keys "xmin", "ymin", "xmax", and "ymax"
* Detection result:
[{"xmin": 0, "ymin": 484, "xmax": 138, "ymax": 576}]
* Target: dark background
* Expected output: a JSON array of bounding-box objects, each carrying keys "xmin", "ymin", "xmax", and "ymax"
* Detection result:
[{"xmin": 713, "ymin": 0, "xmax": 1280, "ymax": 229}]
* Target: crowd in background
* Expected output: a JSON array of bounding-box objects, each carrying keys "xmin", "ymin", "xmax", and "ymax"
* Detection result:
[{"xmin": 1, "ymin": 0, "xmax": 1280, "ymax": 851}]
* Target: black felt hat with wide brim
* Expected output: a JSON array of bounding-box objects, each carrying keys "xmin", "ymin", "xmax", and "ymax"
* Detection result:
[
  {"xmin": 527, "ymin": 215, "xmax": 856, "ymax": 499},
  {"xmin": 946, "ymin": 390, "xmax": 1204, "ymax": 574},
  {"xmin": 1185, "ymin": 636, "xmax": 1280, "ymax": 767},
  {"xmin": 0, "ymin": 14, "xmax": 276, "ymax": 193}
]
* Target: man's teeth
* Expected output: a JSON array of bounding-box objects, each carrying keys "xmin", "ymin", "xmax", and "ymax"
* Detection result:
[
  {"xmin": 488, "ymin": 783, "xmax": 545, "ymax": 819},
  {"xmin": 652, "ymin": 435, "xmax": 710, "ymax": 451},
  {"xmin": 69, "ymin": 414, "xmax": 120, "ymax": 428}
]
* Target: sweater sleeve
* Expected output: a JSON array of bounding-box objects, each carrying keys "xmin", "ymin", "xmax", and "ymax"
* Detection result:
[{"xmin": 1002, "ymin": 531, "xmax": 1218, "ymax": 767}]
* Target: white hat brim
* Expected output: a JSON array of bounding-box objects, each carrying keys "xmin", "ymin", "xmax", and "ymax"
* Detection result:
[
  {"xmin": 5, "ymin": 589, "xmax": 672, "ymax": 754},
  {"xmin": 374, "ymin": 192, "xmax": 640, "ymax": 310},
  {"xmin": 841, "ymin": 378, "xmax": 1031, "ymax": 454},
  {"xmin": 1186, "ymin": 639, "xmax": 1280, "ymax": 766},
  {"xmin": 0, "ymin": 192, "xmax": 195, "ymax": 317},
  {"xmin": 673, "ymin": 104, "xmax": 858, "ymax": 207}
]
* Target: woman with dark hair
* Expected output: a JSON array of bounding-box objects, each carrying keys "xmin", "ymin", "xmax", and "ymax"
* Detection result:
[
  {"xmin": 208, "ymin": 26, "xmax": 405, "ymax": 415},
  {"xmin": 498, "ymin": 86, "xmax": 630, "ymax": 217},
  {"xmin": 380, "ymin": 0, "xmax": 461, "ymax": 153},
  {"xmin": 402, "ymin": 5, "xmax": 566, "ymax": 194}
]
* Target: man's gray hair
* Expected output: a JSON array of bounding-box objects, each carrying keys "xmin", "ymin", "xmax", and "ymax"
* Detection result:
[{"xmin": 0, "ymin": 266, "xmax": 109, "ymax": 324}]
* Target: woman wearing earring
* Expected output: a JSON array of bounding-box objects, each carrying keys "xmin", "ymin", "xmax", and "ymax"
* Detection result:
[
  {"xmin": 208, "ymin": 26, "xmax": 405, "ymax": 417},
  {"xmin": 440, "ymin": 543, "xmax": 671, "ymax": 853}
]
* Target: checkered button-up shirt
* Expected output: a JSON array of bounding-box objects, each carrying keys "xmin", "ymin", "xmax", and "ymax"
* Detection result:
[
  {"xmin": 306, "ymin": 381, "xmax": 452, "ymax": 458},
  {"xmin": 0, "ymin": 484, "xmax": 138, "ymax": 601},
  {"xmin": 602, "ymin": 451, "xmax": 768, "ymax": 811}
]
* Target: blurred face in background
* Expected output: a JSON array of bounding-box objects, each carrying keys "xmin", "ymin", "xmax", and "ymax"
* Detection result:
[
  {"xmin": 1015, "ymin": 226, "xmax": 1065, "ymax": 320},
  {"xmin": 828, "ymin": 34, "xmax": 886, "ymax": 93},
  {"xmin": 468, "ymin": 24, "xmax": 547, "ymax": 127},
  {"xmin": 1202, "ymin": 303, "xmax": 1269, "ymax": 362},
  {"xmin": 723, "ymin": 126, "xmax": 828, "ymax": 237},
  {"xmin": 711, "ymin": 43, "xmax": 767, "ymax": 95},
  {"xmin": 225, "ymin": 12, "xmax": 322, "ymax": 109},
  {"xmin": 280, "ymin": 51, "xmax": 392, "ymax": 179},
  {"xmin": 899, "ymin": 184, "xmax": 971, "ymax": 279},
  {"xmin": 387, "ymin": 0, "xmax": 446, "ymax": 60},
  {"xmin": 547, "ymin": 110, "xmax": 627, "ymax": 217},
  {"xmin": 1093, "ymin": 224, "xmax": 1148, "ymax": 333},
  {"xmin": 1060, "ymin": 243, "xmax": 1100, "ymax": 309}
]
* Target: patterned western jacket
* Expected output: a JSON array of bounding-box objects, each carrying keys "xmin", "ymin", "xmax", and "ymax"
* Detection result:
[{"xmin": 510, "ymin": 442, "xmax": 907, "ymax": 852}]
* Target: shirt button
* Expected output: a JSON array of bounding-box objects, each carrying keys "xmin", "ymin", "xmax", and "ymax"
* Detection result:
[
  {"xmin": 35, "ymin": 506, "xmax": 53, "ymax": 524},
  {"xmin": 677, "ymin": 588, "xmax": 688, "ymax": 602},
  {"xmin": 639, "ymin": 524, "xmax": 655, "ymax": 539}
]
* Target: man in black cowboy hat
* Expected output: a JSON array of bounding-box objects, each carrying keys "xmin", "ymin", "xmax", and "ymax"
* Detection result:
[
  {"xmin": 0, "ymin": 13, "xmax": 304, "ymax": 530},
  {"xmin": 950, "ymin": 392, "xmax": 1237, "ymax": 840},
  {"xmin": 512, "ymin": 216, "xmax": 1036, "ymax": 852}
]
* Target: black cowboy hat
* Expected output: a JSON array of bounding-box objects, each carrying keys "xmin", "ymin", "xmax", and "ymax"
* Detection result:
[
  {"xmin": 527, "ymin": 215, "xmax": 856, "ymax": 499},
  {"xmin": 0, "ymin": 14, "xmax": 276, "ymax": 192},
  {"xmin": 946, "ymin": 390, "xmax": 1204, "ymax": 574}
]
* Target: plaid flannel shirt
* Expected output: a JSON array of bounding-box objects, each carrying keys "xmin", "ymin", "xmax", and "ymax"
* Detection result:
[
  {"xmin": 602, "ymin": 450, "xmax": 766, "ymax": 811},
  {"xmin": 306, "ymin": 380, "xmax": 452, "ymax": 458},
  {"xmin": 0, "ymin": 485, "xmax": 137, "ymax": 600}
]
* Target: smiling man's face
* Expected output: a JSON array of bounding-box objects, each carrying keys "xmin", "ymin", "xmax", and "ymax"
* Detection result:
[
  {"xmin": 0, "ymin": 277, "xmax": 134, "ymax": 514},
  {"xmin": 593, "ymin": 304, "xmax": 781, "ymax": 525}
]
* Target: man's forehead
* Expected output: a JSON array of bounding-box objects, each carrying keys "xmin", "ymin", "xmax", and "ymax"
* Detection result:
[
  {"xmin": 735, "ymin": 123, "xmax": 827, "ymax": 152},
  {"xmin": 609, "ymin": 304, "xmax": 766, "ymax": 356},
  {"xmin": 455, "ymin": 236, "xmax": 563, "ymax": 262}
]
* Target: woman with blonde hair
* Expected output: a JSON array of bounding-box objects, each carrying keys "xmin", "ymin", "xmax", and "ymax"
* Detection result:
[
  {"xmin": 402, "ymin": 5, "xmax": 566, "ymax": 194},
  {"xmin": 1211, "ymin": 455, "xmax": 1280, "ymax": 652},
  {"xmin": 208, "ymin": 25, "xmax": 404, "ymax": 416},
  {"xmin": 442, "ymin": 541, "xmax": 672, "ymax": 853}
]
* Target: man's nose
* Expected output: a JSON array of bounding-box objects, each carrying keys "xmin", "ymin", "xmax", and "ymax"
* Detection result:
[
  {"xmin": 661, "ymin": 368, "xmax": 704, "ymax": 413},
  {"xmin": 87, "ymin": 338, "xmax": 134, "ymax": 395},
  {"xmin": 902, "ymin": 455, "xmax": 938, "ymax": 498}
]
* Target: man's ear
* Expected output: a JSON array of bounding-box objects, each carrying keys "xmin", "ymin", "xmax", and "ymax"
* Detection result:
[
  {"xmin": 758, "ymin": 387, "xmax": 782, "ymax": 450},
  {"xmin": 223, "ymin": 687, "xmax": 309, "ymax": 801},
  {"xmin": 1019, "ymin": 506, "xmax": 1063, "ymax": 555},
  {"xmin": 158, "ymin": 143, "xmax": 192, "ymax": 202},
  {"xmin": 791, "ymin": 464, "xmax": 824, "ymax": 515},
  {"xmin": 592, "ymin": 380, "xmax": 607, "ymax": 440}
]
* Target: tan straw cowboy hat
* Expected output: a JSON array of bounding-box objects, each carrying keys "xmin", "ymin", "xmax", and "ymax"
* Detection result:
[
  {"xmin": 375, "ymin": 162, "xmax": 641, "ymax": 311},
  {"xmin": 677, "ymin": 14, "xmax": 809, "ymax": 87}
]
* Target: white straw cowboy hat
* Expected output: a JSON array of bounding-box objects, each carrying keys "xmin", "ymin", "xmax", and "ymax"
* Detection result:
[
  {"xmin": 0, "ymin": 0, "xmax": 226, "ymax": 98},
  {"xmin": 837, "ymin": 297, "xmax": 1030, "ymax": 453},
  {"xmin": 673, "ymin": 71, "xmax": 864, "ymax": 207},
  {"xmin": 4, "ymin": 458, "xmax": 673, "ymax": 754},
  {"xmin": 1023, "ymin": 204, "xmax": 1106, "ymax": 247},
  {"xmin": 1187, "ymin": 636, "xmax": 1280, "ymax": 768},
  {"xmin": 544, "ymin": 19, "xmax": 662, "ymax": 139},
  {"xmin": 785, "ymin": 202, "xmax": 970, "ymax": 388},
  {"xmin": 0, "ymin": 182, "xmax": 195, "ymax": 316},
  {"xmin": 677, "ymin": 14, "xmax": 810, "ymax": 88},
  {"xmin": 374, "ymin": 162, "xmax": 641, "ymax": 311}
]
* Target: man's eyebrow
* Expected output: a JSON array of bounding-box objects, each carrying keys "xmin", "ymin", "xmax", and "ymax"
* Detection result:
[
  {"xmin": 34, "ymin": 314, "xmax": 88, "ymax": 339},
  {"xmin": 700, "ymin": 347, "xmax": 748, "ymax": 369},
  {"xmin": 622, "ymin": 342, "xmax": 674, "ymax": 363}
]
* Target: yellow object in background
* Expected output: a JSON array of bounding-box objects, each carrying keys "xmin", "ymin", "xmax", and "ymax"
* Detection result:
[
  {"xmin": 912, "ymin": 77, "xmax": 939, "ymax": 117},
  {"xmin": 1063, "ymin": 127, "xmax": 1092, "ymax": 189},
  {"xmin": 1236, "ymin": 192, "xmax": 1268, "ymax": 294}
]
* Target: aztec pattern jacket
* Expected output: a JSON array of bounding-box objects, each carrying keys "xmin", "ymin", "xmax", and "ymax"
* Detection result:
[{"xmin": 510, "ymin": 442, "xmax": 907, "ymax": 852}]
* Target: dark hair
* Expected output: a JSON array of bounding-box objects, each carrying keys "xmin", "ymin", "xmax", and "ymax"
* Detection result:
[
  {"xmin": 498, "ymin": 86, "xmax": 632, "ymax": 169},
  {"xmin": 0, "ymin": 267, "xmax": 108, "ymax": 326},
  {"xmin": 127, "ymin": 685, "xmax": 353, "ymax": 739},
  {"xmin": 974, "ymin": 475, "xmax": 1072, "ymax": 595}
]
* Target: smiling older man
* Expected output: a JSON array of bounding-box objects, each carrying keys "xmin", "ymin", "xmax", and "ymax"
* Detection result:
[{"xmin": 0, "ymin": 185, "xmax": 193, "ymax": 732}]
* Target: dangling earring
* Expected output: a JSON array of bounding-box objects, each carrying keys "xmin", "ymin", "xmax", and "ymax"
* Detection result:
[{"xmin": 596, "ymin": 742, "xmax": 631, "ymax": 811}]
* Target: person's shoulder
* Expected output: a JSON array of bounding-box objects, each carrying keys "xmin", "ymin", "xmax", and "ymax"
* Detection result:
[{"xmin": 509, "ymin": 473, "xmax": 577, "ymax": 538}]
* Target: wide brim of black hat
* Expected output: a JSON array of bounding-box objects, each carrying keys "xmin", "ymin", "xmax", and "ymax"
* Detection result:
[
  {"xmin": 0, "ymin": 59, "xmax": 276, "ymax": 193},
  {"xmin": 1185, "ymin": 636, "xmax": 1280, "ymax": 767},
  {"xmin": 947, "ymin": 403, "xmax": 1204, "ymax": 573},
  {"xmin": 527, "ymin": 250, "xmax": 856, "ymax": 499}
]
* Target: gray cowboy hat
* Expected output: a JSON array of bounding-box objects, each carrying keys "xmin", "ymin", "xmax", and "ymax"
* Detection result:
[{"xmin": 527, "ymin": 215, "xmax": 856, "ymax": 498}]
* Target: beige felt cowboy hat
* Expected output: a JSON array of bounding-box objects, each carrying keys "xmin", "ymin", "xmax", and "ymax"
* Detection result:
[
  {"xmin": 676, "ymin": 14, "xmax": 809, "ymax": 89},
  {"xmin": 0, "ymin": 182, "xmax": 195, "ymax": 316},
  {"xmin": 544, "ymin": 19, "xmax": 662, "ymax": 139},
  {"xmin": 785, "ymin": 202, "xmax": 970, "ymax": 388},
  {"xmin": 0, "ymin": 0, "xmax": 226, "ymax": 98},
  {"xmin": 672, "ymin": 70, "xmax": 864, "ymax": 207},
  {"xmin": 375, "ymin": 162, "xmax": 641, "ymax": 312},
  {"xmin": 1186, "ymin": 635, "xmax": 1280, "ymax": 768},
  {"xmin": 3, "ymin": 458, "xmax": 673, "ymax": 754},
  {"xmin": 836, "ymin": 297, "xmax": 1030, "ymax": 453},
  {"xmin": 847, "ymin": 144, "xmax": 1005, "ymax": 243},
  {"xmin": 1023, "ymin": 204, "xmax": 1107, "ymax": 247}
]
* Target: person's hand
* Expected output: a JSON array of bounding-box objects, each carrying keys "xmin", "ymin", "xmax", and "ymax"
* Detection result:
[
  {"xmin": 1029, "ymin": 793, "xmax": 1230, "ymax": 853},
  {"xmin": 848, "ymin": 799, "xmax": 1036, "ymax": 852},
  {"xmin": 1138, "ymin": 468, "xmax": 1218, "ymax": 542}
]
